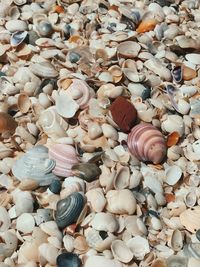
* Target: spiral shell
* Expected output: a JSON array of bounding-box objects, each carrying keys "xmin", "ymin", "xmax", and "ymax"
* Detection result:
[
  {"xmin": 66, "ymin": 79, "xmax": 95, "ymax": 109},
  {"xmin": 49, "ymin": 144, "xmax": 80, "ymax": 177},
  {"xmin": 127, "ymin": 123, "xmax": 167, "ymax": 164},
  {"xmin": 55, "ymin": 192, "xmax": 85, "ymax": 229}
]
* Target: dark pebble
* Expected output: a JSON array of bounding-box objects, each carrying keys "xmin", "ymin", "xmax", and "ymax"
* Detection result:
[
  {"xmin": 57, "ymin": 252, "xmax": 81, "ymax": 267},
  {"xmin": 69, "ymin": 52, "xmax": 81, "ymax": 63},
  {"xmin": 49, "ymin": 179, "xmax": 62, "ymax": 194},
  {"xmin": 141, "ymin": 88, "xmax": 151, "ymax": 100}
]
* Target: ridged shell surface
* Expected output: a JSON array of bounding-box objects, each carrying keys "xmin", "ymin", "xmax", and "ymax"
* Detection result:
[
  {"xmin": 49, "ymin": 144, "xmax": 79, "ymax": 177},
  {"xmin": 55, "ymin": 192, "xmax": 85, "ymax": 229},
  {"xmin": 12, "ymin": 145, "xmax": 57, "ymax": 186},
  {"xmin": 127, "ymin": 123, "xmax": 167, "ymax": 164}
]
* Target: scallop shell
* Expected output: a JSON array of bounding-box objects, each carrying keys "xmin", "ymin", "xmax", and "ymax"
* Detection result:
[
  {"xmin": 111, "ymin": 240, "xmax": 133, "ymax": 263},
  {"xmin": 0, "ymin": 112, "xmax": 17, "ymax": 134},
  {"xmin": 12, "ymin": 145, "xmax": 57, "ymax": 186},
  {"xmin": 49, "ymin": 144, "xmax": 79, "ymax": 177},
  {"xmin": 127, "ymin": 123, "xmax": 167, "ymax": 164},
  {"xmin": 55, "ymin": 192, "xmax": 85, "ymax": 229}
]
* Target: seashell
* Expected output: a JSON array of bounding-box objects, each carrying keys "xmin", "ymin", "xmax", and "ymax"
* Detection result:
[
  {"xmin": 136, "ymin": 18, "xmax": 157, "ymax": 33},
  {"xmin": 38, "ymin": 243, "xmax": 59, "ymax": 265},
  {"xmin": 180, "ymin": 206, "xmax": 200, "ymax": 233},
  {"xmin": 63, "ymin": 234, "xmax": 75, "ymax": 252},
  {"xmin": 49, "ymin": 144, "xmax": 79, "ymax": 177},
  {"xmin": 184, "ymin": 191, "xmax": 196, "ymax": 208},
  {"xmin": 151, "ymin": 258, "xmax": 167, "ymax": 267},
  {"xmin": 184, "ymin": 243, "xmax": 200, "ymax": 259},
  {"xmin": 185, "ymin": 54, "xmax": 200, "ymax": 65},
  {"xmin": 169, "ymin": 229, "xmax": 183, "ymax": 252},
  {"xmin": 182, "ymin": 65, "xmax": 197, "ymax": 80},
  {"xmin": 166, "ymin": 256, "xmax": 188, "ymax": 267},
  {"xmin": 10, "ymin": 31, "xmax": 28, "ymax": 47},
  {"xmin": 62, "ymin": 176, "xmax": 85, "ymax": 197},
  {"xmin": 0, "ymin": 207, "xmax": 11, "ymax": 232},
  {"xmin": 188, "ymin": 257, "xmax": 200, "ymax": 267},
  {"xmin": 38, "ymin": 107, "xmax": 68, "ymax": 140},
  {"xmin": 113, "ymin": 166, "xmax": 130, "ymax": 190},
  {"xmin": 84, "ymin": 256, "xmax": 123, "ymax": 267},
  {"xmin": 16, "ymin": 213, "xmax": 35, "ymax": 234},
  {"xmin": 0, "ymin": 231, "xmax": 18, "ymax": 261},
  {"xmin": 19, "ymin": 179, "xmax": 39, "ymax": 191},
  {"xmin": 126, "ymin": 236, "xmax": 150, "ymax": 260},
  {"xmin": 122, "ymin": 68, "xmax": 146, "ymax": 83},
  {"xmin": 18, "ymin": 93, "xmax": 31, "ymax": 113},
  {"xmin": 124, "ymin": 216, "xmax": 147, "ymax": 236},
  {"xmin": 55, "ymin": 192, "xmax": 85, "ymax": 229},
  {"xmin": 127, "ymin": 123, "xmax": 167, "ymax": 164},
  {"xmin": 161, "ymin": 115, "xmax": 185, "ymax": 136},
  {"xmin": 74, "ymin": 234, "xmax": 88, "ymax": 254},
  {"xmin": 106, "ymin": 189, "xmax": 136, "ymax": 215},
  {"xmin": 49, "ymin": 179, "xmax": 62, "ymax": 194},
  {"xmin": 56, "ymin": 91, "xmax": 79, "ymax": 119},
  {"xmin": 12, "ymin": 145, "xmax": 57, "ymax": 186},
  {"xmin": 29, "ymin": 62, "xmax": 58, "ymax": 78},
  {"xmin": 90, "ymin": 212, "xmax": 119, "ymax": 233},
  {"xmin": 0, "ymin": 144, "xmax": 12, "ymax": 159},
  {"xmin": 14, "ymin": 0, "xmax": 27, "ymax": 5},
  {"xmin": 37, "ymin": 21, "xmax": 53, "ymax": 37},
  {"xmin": 144, "ymin": 58, "xmax": 171, "ymax": 81},
  {"xmin": 5, "ymin": 20, "xmax": 28, "ymax": 32},
  {"xmin": 102, "ymin": 123, "xmax": 118, "ymax": 141},
  {"xmin": 165, "ymin": 165, "xmax": 182, "ymax": 185},
  {"xmin": 12, "ymin": 190, "xmax": 34, "ymax": 216},
  {"xmin": 72, "ymin": 163, "xmax": 101, "ymax": 182},
  {"xmin": 171, "ymin": 66, "xmax": 182, "ymax": 83},
  {"xmin": 65, "ymin": 79, "xmax": 95, "ymax": 109},
  {"xmin": 117, "ymin": 41, "xmax": 141, "ymax": 58},
  {"xmin": 88, "ymin": 122, "xmax": 103, "ymax": 140},
  {"xmin": 111, "ymin": 240, "xmax": 133, "ymax": 263},
  {"xmin": 56, "ymin": 252, "xmax": 81, "ymax": 267},
  {"xmin": 109, "ymin": 96, "xmax": 137, "ymax": 133},
  {"xmin": 86, "ymin": 187, "xmax": 106, "ymax": 212},
  {"xmin": 0, "ymin": 112, "xmax": 17, "ymax": 134}
]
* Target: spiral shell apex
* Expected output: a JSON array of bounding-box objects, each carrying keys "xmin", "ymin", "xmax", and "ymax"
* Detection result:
[{"xmin": 127, "ymin": 123, "xmax": 167, "ymax": 164}]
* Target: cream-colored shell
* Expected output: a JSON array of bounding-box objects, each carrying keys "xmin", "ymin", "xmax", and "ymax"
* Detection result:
[{"xmin": 180, "ymin": 206, "xmax": 200, "ymax": 233}]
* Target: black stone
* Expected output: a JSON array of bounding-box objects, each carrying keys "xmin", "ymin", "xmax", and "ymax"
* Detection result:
[
  {"xmin": 49, "ymin": 179, "xmax": 62, "ymax": 194},
  {"xmin": 57, "ymin": 252, "xmax": 81, "ymax": 267}
]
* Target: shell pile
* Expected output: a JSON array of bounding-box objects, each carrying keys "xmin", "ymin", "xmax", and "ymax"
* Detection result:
[{"xmin": 1, "ymin": 0, "xmax": 200, "ymax": 266}]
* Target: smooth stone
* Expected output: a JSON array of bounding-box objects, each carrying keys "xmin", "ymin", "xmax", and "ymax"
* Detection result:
[
  {"xmin": 69, "ymin": 52, "xmax": 81, "ymax": 63},
  {"xmin": 56, "ymin": 252, "xmax": 81, "ymax": 267},
  {"xmin": 49, "ymin": 179, "xmax": 62, "ymax": 194}
]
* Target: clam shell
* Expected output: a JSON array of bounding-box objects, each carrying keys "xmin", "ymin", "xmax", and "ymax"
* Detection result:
[
  {"xmin": 180, "ymin": 206, "xmax": 200, "ymax": 233},
  {"xmin": 106, "ymin": 189, "xmax": 136, "ymax": 215},
  {"xmin": 113, "ymin": 166, "xmax": 130, "ymax": 190},
  {"xmin": 90, "ymin": 212, "xmax": 119, "ymax": 233},
  {"xmin": 117, "ymin": 41, "xmax": 141, "ymax": 58},
  {"xmin": 16, "ymin": 213, "xmax": 35, "ymax": 234},
  {"xmin": 111, "ymin": 240, "xmax": 133, "ymax": 263},
  {"xmin": 72, "ymin": 163, "xmax": 101, "ymax": 182},
  {"xmin": 49, "ymin": 144, "xmax": 79, "ymax": 177},
  {"xmin": 169, "ymin": 229, "xmax": 183, "ymax": 251},
  {"xmin": 12, "ymin": 145, "xmax": 57, "ymax": 186},
  {"xmin": 126, "ymin": 236, "xmax": 150, "ymax": 260},
  {"xmin": 18, "ymin": 93, "xmax": 31, "ymax": 113},
  {"xmin": 55, "ymin": 192, "xmax": 85, "ymax": 229},
  {"xmin": 165, "ymin": 165, "xmax": 182, "ymax": 185},
  {"xmin": 144, "ymin": 58, "xmax": 171, "ymax": 81},
  {"xmin": 127, "ymin": 123, "xmax": 167, "ymax": 164},
  {"xmin": 63, "ymin": 234, "xmax": 75, "ymax": 252},
  {"xmin": 86, "ymin": 188, "xmax": 106, "ymax": 212},
  {"xmin": 0, "ymin": 207, "xmax": 11, "ymax": 232},
  {"xmin": 30, "ymin": 62, "xmax": 58, "ymax": 78},
  {"xmin": 184, "ymin": 243, "xmax": 200, "ymax": 259},
  {"xmin": 5, "ymin": 20, "xmax": 28, "ymax": 32}
]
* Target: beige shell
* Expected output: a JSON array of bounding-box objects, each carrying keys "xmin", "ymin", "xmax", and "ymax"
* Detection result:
[
  {"xmin": 113, "ymin": 166, "xmax": 130, "ymax": 190},
  {"xmin": 86, "ymin": 188, "xmax": 106, "ymax": 212},
  {"xmin": 18, "ymin": 93, "xmax": 31, "ymax": 113},
  {"xmin": 117, "ymin": 41, "xmax": 141, "ymax": 58},
  {"xmin": 180, "ymin": 206, "xmax": 200, "ymax": 233},
  {"xmin": 126, "ymin": 236, "xmax": 150, "ymax": 260},
  {"xmin": 111, "ymin": 240, "xmax": 133, "ymax": 263},
  {"xmin": 169, "ymin": 229, "xmax": 183, "ymax": 251},
  {"xmin": 90, "ymin": 212, "xmax": 119, "ymax": 233}
]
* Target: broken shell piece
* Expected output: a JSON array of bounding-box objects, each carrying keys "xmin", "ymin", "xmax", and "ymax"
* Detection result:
[
  {"xmin": 56, "ymin": 91, "xmax": 79, "ymax": 118},
  {"xmin": 106, "ymin": 189, "xmax": 136, "ymax": 215},
  {"xmin": 144, "ymin": 58, "xmax": 171, "ymax": 81},
  {"xmin": 0, "ymin": 112, "xmax": 17, "ymax": 134},
  {"xmin": 180, "ymin": 206, "xmax": 200, "ymax": 233},
  {"xmin": 0, "ymin": 207, "xmax": 11, "ymax": 232},
  {"xmin": 49, "ymin": 144, "xmax": 79, "ymax": 177},
  {"xmin": 126, "ymin": 236, "xmax": 150, "ymax": 260},
  {"xmin": 109, "ymin": 96, "xmax": 137, "ymax": 133},
  {"xmin": 12, "ymin": 145, "xmax": 57, "ymax": 186},
  {"xmin": 165, "ymin": 165, "xmax": 182, "ymax": 185},
  {"xmin": 111, "ymin": 240, "xmax": 133, "ymax": 263},
  {"xmin": 117, "ymin": 41, "xmax": 141, "ymax": 58},
  {"xmin": 18, "ymin": 93, "xmax": 31, "ymax": 113},
  {"xmin": 185, "ymin": 54, "xmax": 200, "ymax": 65},
  {"xmin": 72, "ymin": 163, "xmax": 101, "ymax": 182},
  {"xmin": 128, "ymin": 123, "xmax": 167, "ymax": 164},
  {"xmin": 184, "ymin": 243, "xmax": 200, "ymax": 259}
]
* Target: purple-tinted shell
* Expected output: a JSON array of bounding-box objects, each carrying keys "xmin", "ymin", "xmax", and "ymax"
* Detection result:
[{"xmin": 127, "ymin": 123, "xmax": 167, "ymax": 164}]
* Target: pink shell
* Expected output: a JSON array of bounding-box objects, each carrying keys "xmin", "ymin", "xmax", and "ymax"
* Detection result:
[
  {"xmin": 127, "ymin": 123, "xmax": 167, "ymax": 164},
  {"xmin": 67, "ymin": 79, "xmax": 95, "ymax": 109},
  {"xmin": 48, "ymin": 144, "xmax": 79, "ymax": 177}
]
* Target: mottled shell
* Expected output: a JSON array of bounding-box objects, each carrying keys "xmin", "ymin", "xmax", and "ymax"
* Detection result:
[
  {"xmin": 49, "ymin": 144, "xmax": 79, "ymax": 177},
  {"xmin": 55, "ymin": 192, "xmax": 85, "ymax": 229},
  {"xmin": 127, "ymin": 123, "xmax": 167, "ymax": 164}
]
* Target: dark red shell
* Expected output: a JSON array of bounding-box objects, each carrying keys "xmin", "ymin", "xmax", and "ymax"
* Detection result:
[
  {"xmin": 109, "ymin": 96, "xmax": 137, "ymax": 133},
  {"xmin": 127, "ymin": 123, "xmax": 167, "ymax": 164}
]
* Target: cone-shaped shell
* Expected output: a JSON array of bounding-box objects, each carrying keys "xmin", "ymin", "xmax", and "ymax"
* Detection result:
[
  {"xmin": 127, "ymin": 123, "xmax": 167, "ymax": 164},
  {"xmin": 49, "ymin": 144, "xmax": 79, "ymax": 177},
  {"xmin": 12, "ymin": 145, "xmax": 57, "ymax": 186},
  {"xmin": 55, "ymin": 192, "xmax": 85, "ymax": 229}
]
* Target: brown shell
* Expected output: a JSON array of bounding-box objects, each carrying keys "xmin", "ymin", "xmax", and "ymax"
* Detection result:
[{"xmin": 0, "ymin": 112, "xmax": 17, "ymax": 134}]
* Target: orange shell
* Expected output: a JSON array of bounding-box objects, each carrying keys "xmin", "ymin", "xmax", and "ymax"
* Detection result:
[
  {"xmin": 182, "ymin": 65, "xmax": 197, "ymax": 81},
  {"xmin": 136, "ymin": 19, "xmax": 157, "ymax": 33},
  {"xmin": 53, "ymin": 5, "xmax": 65, "ymax": 13},
  {"xmin": 167, "ymin": 131, "xmax": 180, "ymax": 147},
  {"xmin": 165, "ymin": 193, "xmax": 175, "ymax": 203}
]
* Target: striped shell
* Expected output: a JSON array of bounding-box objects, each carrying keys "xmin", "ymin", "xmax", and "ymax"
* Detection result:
[
  {"xmin": 55, "ymin": 192, "xmax": 85, "ymax": 229},
  {"xmin": 127, "ymin": 123, "xmax": 167, "ymax": 164},
  {"xmin": 49, "ymin": 144, "xmax": 79, "ymax": 177}
]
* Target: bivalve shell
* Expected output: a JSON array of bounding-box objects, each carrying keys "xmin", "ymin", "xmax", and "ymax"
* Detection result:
[
  {"xmin": 111, "ymin": 240, "xmax": 133, "ymax": 263},
  {"xmin": 180, "ymin": 206, "xmax": 200, "ymax": 233},
  {"xmin": 85, "ymin": 255, "xmax": 123, "ymax": 267},
  {"xmin": 117, "ymin": 41, "xmax": 141, "ymax": 58}
]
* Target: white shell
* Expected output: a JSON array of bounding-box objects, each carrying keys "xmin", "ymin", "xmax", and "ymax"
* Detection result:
[
  {"xmin": 86, "ymin": 188, "xmax": 106, "ymax": 212},
  {"xmin": 113, "ymin": 166, "xmax": 130, "ymax": 190},
  {"xmin": 63, "ymin": 234, "xmax": 75, "ymax": 252},
  {"xmin": 38, "ymin": 243, "xmax": 59, "ymax": 266},
  {"xmin": 85, "ymin": 255, "xmax": 123, "ymax": 267},
  {"xmin": 56, "ymin": 91, "xmax": 79, "ymax": 118},
  {"xmin": 111, "ymin": 240, "xmax": 133, "ymax": 263},
  {"xmin": 144, "ymin": 58, "xmax": 171, "ymax": 81},
  {"xmin": 165, "ymin": 165, "xmax": 182, "ymax": 185},
  {"xmin": 161, "ymin": 115, "xmax": 185, "ymax": 136},
  {"xmin": 5, "ymin": 20, "xmax": 28, "ymax": 32},
  {"xmin": 90, "ymin": 212, "xmax": 119, "ymax": 233},
  {"xmin": 0, "ymin": 207, "xmax": 11, "ymax": 232},
  {"xmin": 16, "ymin": 213, "xmax": 35, "ymax": 234},
  {"xmin": 185, "ymin": 53, "xmax": 200, "ymax": 65},
  {"xmin": 126, "ymin": 236, "xmax": 150, "ymax": 260}
]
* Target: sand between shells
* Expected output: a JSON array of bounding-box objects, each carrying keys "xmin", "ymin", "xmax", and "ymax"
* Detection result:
[{"xmin": 1, "ymin": 0, "xmax": 200, "ymax": 266}]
